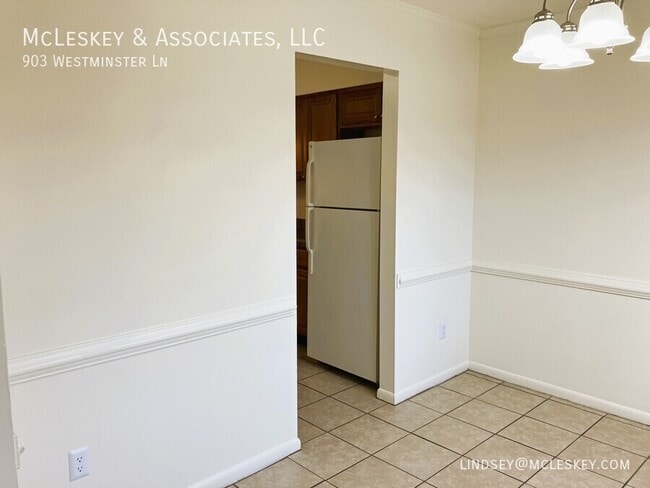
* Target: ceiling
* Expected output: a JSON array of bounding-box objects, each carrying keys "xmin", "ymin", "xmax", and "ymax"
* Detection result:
[{"xmin": 399, "ymin": 0, "xmax": 545, "ymax": 30}]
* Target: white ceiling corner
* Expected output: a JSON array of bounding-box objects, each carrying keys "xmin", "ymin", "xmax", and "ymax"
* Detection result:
[{"xmin": 398, "ymin": 0, "xmax": 542, "ymax": 30}]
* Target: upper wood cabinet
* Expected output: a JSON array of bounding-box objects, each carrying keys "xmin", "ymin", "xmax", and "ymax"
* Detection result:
[
  {"xmin": 295, "ymin": 83, "xmax": 382, "ymax": 180},
  {"xmin": 337, "ymin": 83, "xmax": 383, "ymax": 129},
  {"xmin": 295, "ymin": 93, "xmax": 337, "ymax": 180}
]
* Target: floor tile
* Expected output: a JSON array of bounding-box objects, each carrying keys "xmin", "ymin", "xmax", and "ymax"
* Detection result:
[
  {"xmin": 328, "ymin": 456, "xmax": 420, "ymax": 488},
  {"xmin": 527, "ymin": 464, "xmax": 622, "ymax": 488},
  {"xmin": 500, "ymin": 417, "xmax": 578, "ymax": 456},
  {"xmin": 478, "ymin": 385, "xmax": 546, "ymax": 414},
  {"xmin": 298, "ymin": 398, "xmax": 363, "ymax": 431},
  {"xmin": 527, "ymin": 400, "xmax": 601, "ymax": 434},
  {"xmin": 448, "ymin": 399, "xmax": 520, "ymax": 433},
  {"xmin": 466, "ymin": 370, "xmax": 504, "ymax": 384},
  {"xmin": 442, "ymin": 372, "xmax": 499, "ymax": 397},
  {"xmin": 298, "ymin": 384, "xmax": 326, "ymax": 408},
  {"xmin": 332, "ymin": 383, "xmax": 387, "ymax": 413},
  {"xmin": 375, "ymin": 434, "xmax": 459, "ymax": 480},
  {"xmin": 314, "ymin": 483, "xmax": 335, "ymax": 488},
  {"xmin": 604, "ymin": 414, "xmax": 650, "ymax": 431},
  {"xmin": 629, "ymin": 459, "xmax": 650, "ymax": 488},
  {"xmin": 585, "ymin": 418, "xmax": 650, "ymax": 457},
  {"xmin": 299, "ymin": 370, "xmax": 358, "ymax": 396},
  {"xmin": 331, "ymin": 414, "xmax": 407, "ymax": 454},
  {"xmin": 298, "ymin": 358, "xmax": 329, "ymax": 380},
  {"xmin": 427, "ymin": 457, "xmax": 521, "ymax": 488},
  {"xmin": 236, "ymin": 458, "xmax": 322, "ymax": 488},
  {"xmin": 467, "ymin": 435, "xmax": 551, "ymax": 482},
  {"xmin": 550, "ymin": 396, "xmax": 605, "ymax": 416},
  {"xmin": 298, "ymin": 419, "xmax": 325, "ymax": 444},
  {"xmin": 410, "ymin": 387, "xmax": 472, "ymax": 414},
  {"xmin": 502, "ymin": 382, "xmax": 550, "ymax": 399},
  {"xmin": 371, "ymin": 401, "xmax": 441, "ymax": 432},
  {"xmin": 289, "ymin": 433, "xmax": 367, "ymax": 479},
  {"xmin": 414, "ymin": 415, "xmax": 492, "ymax": 454},
  {"xmin": 558, "ymin": 436, "xmax": 645, "ymax": 483}
]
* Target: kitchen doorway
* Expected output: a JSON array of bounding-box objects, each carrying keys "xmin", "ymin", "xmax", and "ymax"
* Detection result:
[{"xmin": 294, "ymin": 53, "xmax": 399, "ymax": 401}]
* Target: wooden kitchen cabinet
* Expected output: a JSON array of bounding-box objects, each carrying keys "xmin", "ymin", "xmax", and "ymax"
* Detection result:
[
  {"xmin": 295, "ymin": 84, "xmax": 383, "ymax": 180},
  {"xmin": 297, "ymin": 249, "xmax": 309, "ymax": 338},
  {"xmin": 337, "ymin": 83, "xmax": 383, "ymax": 129},
  {"xmin": 295, "ymin": 93, "xmax": 337, "ymax": 180},
  {"xmin": 295, "ymin": 96, "xmax": 310, "ymax": 181}
]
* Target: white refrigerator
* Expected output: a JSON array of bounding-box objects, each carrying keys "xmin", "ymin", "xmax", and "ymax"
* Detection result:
[{"xmin": 306, "ymin": 137, "xmax": 381, "ymax": 382}]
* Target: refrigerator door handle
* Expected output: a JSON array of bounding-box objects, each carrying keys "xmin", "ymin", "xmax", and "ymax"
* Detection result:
[
  {"xmin": 306, "ymin": 146, "xmax": 315, "ymax": 207},
  {"xmin": 306, "ymin": 206, "xmax": 314, "ymax": 275}
]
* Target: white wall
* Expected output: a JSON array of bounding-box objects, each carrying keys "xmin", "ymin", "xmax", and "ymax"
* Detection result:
[
  {"xmin": 472, "ymin": 1, "xmax": 650, "ymax": 420},
  {"xmin": 0, "ymin": 281, "xmax": 18, "ymax": 488},
  {"xmin": 391, "ymin": 13, "xmax": 479, "ymax": 399},
  {"xmin": 0, "ymin": 0, "xmax": 479, "ymax": 486}
]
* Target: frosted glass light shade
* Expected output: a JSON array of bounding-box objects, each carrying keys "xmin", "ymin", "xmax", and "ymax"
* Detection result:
[
  {"xmin": 540, "ymin": 31, "xmax": 594, "ymax": 70},
  {"xmin": 571, "ymin": 1, "xmax": 635, "ymax": 49},
  {"xmin": 631, "ymin": 27, "xmax": 650, "ymax": 62},
  {"xmin": 514, "ymin": 19, "xmax": 565, "ymax": 64}
]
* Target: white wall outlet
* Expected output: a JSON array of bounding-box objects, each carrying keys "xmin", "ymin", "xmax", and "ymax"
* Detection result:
[
  {"xmin": 68, "ymin": 447, "xmax": 90, "ymax": 481},
  {"xmin": 438, "ymin": 321, "xmax": 447, "ymax": 340}
]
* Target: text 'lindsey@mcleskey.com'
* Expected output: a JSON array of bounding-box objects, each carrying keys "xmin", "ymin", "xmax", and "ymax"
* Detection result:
[{"xmin": 460, "ymin": 457, "xmax": 631, "ymax": 472}]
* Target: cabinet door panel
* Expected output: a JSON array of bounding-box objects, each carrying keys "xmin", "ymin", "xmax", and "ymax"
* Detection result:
[
  {"xmin": 297, "ymin": 268, "xmax": 308, "ymax": 338},
  {"xmin": 296, "ymin": 96, "xmax": 310, "ymax": 180},
  {"xmin": 309, "ymin": 94, "xmax": 337, "ymax": 142},
  {"xmin": 338, "ymin": 85, "xmax": 382, "ymax": 128}
]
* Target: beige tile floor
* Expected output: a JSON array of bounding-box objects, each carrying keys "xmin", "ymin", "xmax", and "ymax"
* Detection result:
[{"xmin": 232, "ymin": 344, "xmax": 650, "ymax": 488}]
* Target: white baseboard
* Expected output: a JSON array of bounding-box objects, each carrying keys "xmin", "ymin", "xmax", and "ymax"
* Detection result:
[
  {"xmin": 470, "ymin": 362, "xmax": 650, "ymax": 426},
  {"xmin": 376, "ymin": 388, "xmax": 396, "ymax": 404},
  {"xmin": 378, "ymin": 361, "xmax": 469, "ymax": 404},
  {"xmin": 188, "ymin": 438, "xmax": 301, "ymax": 488}
]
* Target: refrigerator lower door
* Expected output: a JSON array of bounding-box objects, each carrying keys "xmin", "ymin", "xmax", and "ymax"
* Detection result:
[{"xmin": 307, "ymin": 207, "xmax": 379, "ymax": 382}]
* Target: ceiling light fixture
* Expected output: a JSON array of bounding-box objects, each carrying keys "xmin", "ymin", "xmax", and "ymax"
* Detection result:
[{"xmin": 514, "ymin": 0, "xmax": 650, "ymax": 69}]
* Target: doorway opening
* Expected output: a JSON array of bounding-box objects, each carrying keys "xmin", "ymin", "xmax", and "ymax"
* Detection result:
[{"xmin": 294, "ymin": 53, "xmax": 399, "ymax": 406}]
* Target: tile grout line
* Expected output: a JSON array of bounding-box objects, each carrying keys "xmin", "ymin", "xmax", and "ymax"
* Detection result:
[{"xmin": 294, "ymin": 365, "xmax": 647, "ymax": 488}]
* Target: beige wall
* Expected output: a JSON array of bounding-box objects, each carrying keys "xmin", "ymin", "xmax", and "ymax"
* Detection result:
[
  {"xmin": 295, "ymin": 57, "xmax": 383, "ymax": 96},
  {"xmin": 0, "ymin": 1, "xmax": 479, "ymax": 486},
  {"xmin": 471, "ymin": 1, "xmax": 650, "ymax": 419}
]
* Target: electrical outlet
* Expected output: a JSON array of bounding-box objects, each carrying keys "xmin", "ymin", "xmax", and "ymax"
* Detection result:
[
  {"xmin": 68, "ymin": 447, "xmax": 90, "ymax": 481},
  {"xmin": 438, "ymin": 321, "xmax": 447, "ymax": 340}
]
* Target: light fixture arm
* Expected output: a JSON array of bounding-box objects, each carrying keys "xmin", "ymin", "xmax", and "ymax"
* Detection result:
[{"xmin": 566, "ymin": 0, "xmax": 581, "ymax": 22}]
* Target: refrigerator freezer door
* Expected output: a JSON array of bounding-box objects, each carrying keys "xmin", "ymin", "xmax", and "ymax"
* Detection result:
[
  {"xmin": 307, "ymin": 207, "xmax": 379, "ymax": 382},
  {"xmin": 308, "ymin": 137, "xmax": 381, "ymax": 211}
]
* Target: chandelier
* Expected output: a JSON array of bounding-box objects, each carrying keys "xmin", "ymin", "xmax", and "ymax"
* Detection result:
[{"xmin": 514, "ymin": 0, "xmax": 650, "ymax": 70}]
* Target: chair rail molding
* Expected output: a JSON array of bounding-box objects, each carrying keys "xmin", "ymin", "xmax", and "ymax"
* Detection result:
[
  {"xmin": 8, "ymin": 297, "xmax": 296, "ymax": 385},
  {"xmin": 396, "ymin": 258, "xmax": 473, "ymax": 289},
  {"xmin": 473, "ymin": 260, "xmax": 650, "ymax": 300}
]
